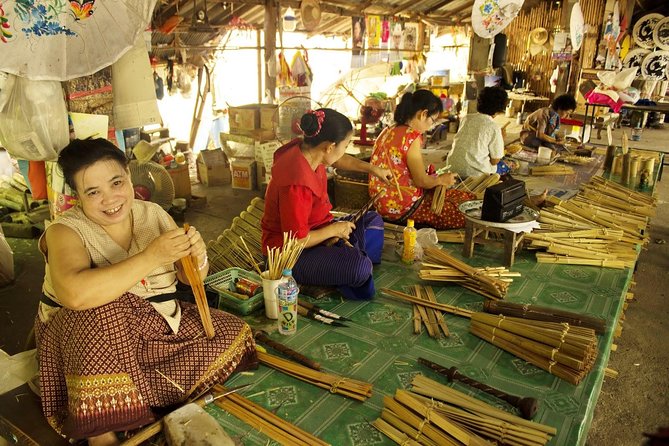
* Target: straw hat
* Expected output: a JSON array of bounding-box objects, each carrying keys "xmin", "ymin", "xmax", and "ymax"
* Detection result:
[
  {"xmin": 529, "ymin": 27, "xmax": 549, "ymax": 45},
  {"xmin": 300, "ymin": 0, "xmax": 321, "ymax": 32},
  {"xmin": 528, "ymin": 27, "xmax": 548, "ymax": 56},
  {"xmin": 132, "ymin": 140, "xmax": 158, "ymax": 164}
]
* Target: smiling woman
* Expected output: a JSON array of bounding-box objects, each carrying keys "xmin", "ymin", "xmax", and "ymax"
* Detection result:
[{"xmin": 35, "ymin": 139, "xmax": 257, "ymax": 445}]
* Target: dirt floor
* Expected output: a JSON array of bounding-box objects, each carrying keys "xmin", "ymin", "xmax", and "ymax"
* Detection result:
[
  {"xmin": 586, "ymin": 165, "xmax": 669, "ymax": 445},
  {"xmin": 1, "ymin": 123, "xmax": 668, "ymax": 445}
]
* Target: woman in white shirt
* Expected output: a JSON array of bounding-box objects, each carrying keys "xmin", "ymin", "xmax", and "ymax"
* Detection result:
[{"xmin": 447, "ymin": 86, "xmax": 508, "ymax": 178}]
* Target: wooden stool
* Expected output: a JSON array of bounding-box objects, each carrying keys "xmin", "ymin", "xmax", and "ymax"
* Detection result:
[{"xmin": 462, "ymin": 219, "xmax": 525, "ymax": 267}]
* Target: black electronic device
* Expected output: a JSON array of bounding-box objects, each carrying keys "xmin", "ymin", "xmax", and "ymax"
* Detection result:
[{"xmin": 481, "ymin": 178, "xmax": 526, "ymax": 222}]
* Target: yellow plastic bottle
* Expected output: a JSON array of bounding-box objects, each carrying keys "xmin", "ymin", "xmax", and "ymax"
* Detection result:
[{"xmin": 402, "ymin": 219, "xmax": 417, "ymax": 264}]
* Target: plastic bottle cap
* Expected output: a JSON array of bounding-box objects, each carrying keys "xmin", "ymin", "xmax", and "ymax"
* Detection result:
[
  {"xmin": 407, "ymin": 219, "xmax": 414, "ymax": 227},
  {"xmin": 282, "ymin": 268, "xmax": 292, "ymax": 275}
]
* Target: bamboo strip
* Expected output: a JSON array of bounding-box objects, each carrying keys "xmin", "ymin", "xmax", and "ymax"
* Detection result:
[{"xmin": 372, "ymin": 417, "xmax": 424, "ymax": 446}]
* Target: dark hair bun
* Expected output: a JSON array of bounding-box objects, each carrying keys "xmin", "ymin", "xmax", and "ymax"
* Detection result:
[{"xmin": 300, "ymin": 113, "xmax": 320, "ymax": 136}]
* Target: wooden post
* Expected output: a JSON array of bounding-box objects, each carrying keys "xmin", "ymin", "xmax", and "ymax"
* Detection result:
[
  {"xmin": 256, "ymin": 28, "xmax": 263, "ymax": 103},
  {"xmin": 264, "ymin": 0, "xmax": 277, "ymax": 103}
]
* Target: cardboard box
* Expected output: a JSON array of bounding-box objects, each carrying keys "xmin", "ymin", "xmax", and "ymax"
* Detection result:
[
  {"xmin": 259, "ymin": 104, "xmax": 278, "ymax": 130},
  {"xmin": 228, "ymin": 104, "xmax": 277, "ymax": 137},
  {"xmin": 197, "ymin": 149, "xmax": 231, "ymax": 186},
  {"xmin": 228, "ymin": 105, "xmax": 259, "ymax": 135},
  {"xmin": 167, "ymin": 164, "xmax": 191, "ymax": 198},
  {"xmin": 231, "ymin": 158, "xmax": 257, "ymax": 190}
]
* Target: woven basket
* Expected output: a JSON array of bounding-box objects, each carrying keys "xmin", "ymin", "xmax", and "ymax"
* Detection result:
[
  {"xmin": 204, "ymin": 268, "xmax": 264, "ymax": 315},
  {"xmin": 334, "ymin": 169, "xmax": 369, "ymax": 210}
]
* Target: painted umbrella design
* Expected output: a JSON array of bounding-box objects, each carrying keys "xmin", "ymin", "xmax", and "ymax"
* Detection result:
[{"xmin": 0, "ymin": 0, "xmax": 156, "ymax": 81}]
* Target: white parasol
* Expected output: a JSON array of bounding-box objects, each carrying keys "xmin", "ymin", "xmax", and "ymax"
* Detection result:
[
  {"xmin": 0, "ymin": 0, "xmax": 157, "ymax": 81},
  {"xmin": 570, "ymin": 2, "xmax": 584, "ymax": 51},
  {"xmin": 318, "ymin": 62, "xmax": 412, "ymax": 120},
  {"xmin": 471, "ymin": 0, "xmax": 524, "ymax": 39}
]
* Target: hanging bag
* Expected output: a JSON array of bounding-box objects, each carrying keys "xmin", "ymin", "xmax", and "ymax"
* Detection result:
[{"xmin": 0, "ymin": 74, "xmax": 69, "ymax": 161}]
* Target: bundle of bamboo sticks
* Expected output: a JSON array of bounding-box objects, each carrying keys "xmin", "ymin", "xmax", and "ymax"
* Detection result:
[
  {"xmin": 483, "ymin": 300, "xmax": 607, "ymax": 334},
  {"xmin": 380, "ymin": 288, "xmax": 474, "ymax": 319},
  {"xmin": 212, "ymin": 384, "xmax": 328, "ymax": 445},
  {"xmin": 264, "ymin": 232, "xmax": 308, "ymax": 280},
  {"xmin": 470, "ymin": 313, "xmax": 598, "ymax": 385},
  {"xmin": 529, "ymin": 175, "xmax": 657, "ymax": 268},
  {"xmin": 407, "ymin": 285, "xmax": 450, "ymax": 338},
  {"xmin": 257, "ymin": 351, "xmax": 373, "ymax": 401},
  {"xmin": 181, "ymin": 223, "xmax": 215, "ymax": 338},
  {"xmin": 407, "ymin": 375, "xmax": 557, "ymax": 446},
  {"xmin": 530, "ymin": 165, "xmax": 575, "ymax": 176},
  {"xmin": 207, "ymin": 197, "xmax": 265, "ymax": 273},
  {"xmin": 558, "ymin": 155, "xmax": 594, "ymax": 165},
  {"xmin": 420, "ymin": 247, "xmax": 513, "ymax": 299},
  {"xmin": 454, "ymin": 173, "xmax": 501, "ymax": 199}
]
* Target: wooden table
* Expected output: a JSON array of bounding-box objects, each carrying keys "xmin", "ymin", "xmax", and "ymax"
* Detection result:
[{"xmin": 462, "ymin": 219, "xmax": 526, "ymax": 267}]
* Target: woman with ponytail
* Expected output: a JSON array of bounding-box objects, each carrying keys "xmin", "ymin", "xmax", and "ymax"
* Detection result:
[
  {"xmin": 261, "ymin": 108, "xmax": 392, "ymax": 300},
  {"xmin": 369, "ymin": 90, "xmax": 474, "ymax": 229}
]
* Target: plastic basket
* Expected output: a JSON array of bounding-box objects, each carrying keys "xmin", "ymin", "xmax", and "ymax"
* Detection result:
[{"xmin": 204, "ymin": 268, "xmax": 264, "ymax": 315}]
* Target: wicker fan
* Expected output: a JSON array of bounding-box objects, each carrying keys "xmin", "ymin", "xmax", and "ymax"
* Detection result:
[{"xmin": 129, "ymin": 160, "xmax": 175, "ymax": 210}]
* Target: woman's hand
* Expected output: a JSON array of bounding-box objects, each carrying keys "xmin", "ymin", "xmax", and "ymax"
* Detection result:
[
  {"xmin": 371, "ymin": 165, "xmax": 393, "ymax": 184},
  {"xmin": 329, "ymin": 221, "xmax": 356, "ymax": 240},
  {"xmin": 185, "ymin": 226, "xmax": 207, "ymax": 260},
  {"xmin": 437, "ymin": 172, "xmax": 457, "ymax": 188},
  {"xmin": 144, "ymin": 228, "xmax": 192, "ymax": 267}
]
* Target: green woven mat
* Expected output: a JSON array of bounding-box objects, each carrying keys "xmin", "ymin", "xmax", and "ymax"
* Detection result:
[{"xmin": 208, "ymin": 243, "xmax": 630, "ymax": 446}]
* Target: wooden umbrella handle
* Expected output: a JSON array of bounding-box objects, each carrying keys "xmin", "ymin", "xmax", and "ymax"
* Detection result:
[{"xmin": 418, "ymin": 357, "xmax": 539, "ymax": 420}]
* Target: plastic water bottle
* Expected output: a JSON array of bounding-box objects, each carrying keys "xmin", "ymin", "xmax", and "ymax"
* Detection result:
[
  {"xmin": 276, "ymin": 269, "xmax": 299, "ymax": 335},
  {"xmin": 401, "ymin": 219, "xmax": 417, "ymax": 264}
]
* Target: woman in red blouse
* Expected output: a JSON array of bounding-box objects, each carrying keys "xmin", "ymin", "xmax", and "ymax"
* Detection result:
[
  {"xmin": 369, "ymin": 90, "xmax": 474, "ymax": 229},
  {"xmin": 261, "ymin": 108, "xmax": 391, "ymax": 299}
]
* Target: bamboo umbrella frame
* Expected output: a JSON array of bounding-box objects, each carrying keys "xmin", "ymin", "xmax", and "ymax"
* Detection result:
[
  {"xmin": 483, "ymin": 300, "xmax": 606, "ymax": 334},
  {"xmin": 257, "ymin": 351, "xmax": 373, "ymax": 401},
  {"xmin": 409, "ymin": 376, "xmax": 556, "ymax": 445},
  {"xmin": 181, "ymin": 224, "xmax": 215, "ymax": 338},
  {"xmin": 469, "ymin": 313, "xmax": 598, "ymax": 385},
  {"xmin": 212, "ymin": 385, "xmax": 328, "ymax": 446},
  {"xmin": 421, "ymin": 247, "xmax": 511, "ymax": 299}
]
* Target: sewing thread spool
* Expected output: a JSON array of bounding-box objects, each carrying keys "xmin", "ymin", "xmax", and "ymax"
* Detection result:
[
  {"xmin": 603, "ymin": 145, "xmax": 616, "ymax": 172},
  {"xmin": 611, "ymin": 155, "xmax": 623, "ymax": 176},
  {"xmin": 621, "ymin": 152, "xmax": 632, "ymax": 186},
  {"xmin": 630, "ymin": 156, "xmax": 640, "ymax": 188}
]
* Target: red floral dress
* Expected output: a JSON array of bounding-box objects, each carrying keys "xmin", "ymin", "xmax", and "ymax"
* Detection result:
[{"xmin": 369, "ymin": 125, "xmax": 474, "ymax": 229}]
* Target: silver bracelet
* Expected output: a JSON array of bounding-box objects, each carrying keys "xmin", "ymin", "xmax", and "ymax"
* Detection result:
[{"xmin": 197, "ymin": 254, "xmax": 209, "ymax": 270}]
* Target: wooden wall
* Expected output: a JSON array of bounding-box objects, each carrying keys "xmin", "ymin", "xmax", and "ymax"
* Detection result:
[{"xmin": 504, "ymin": 0, "xmax": 606, "ymax": 99}]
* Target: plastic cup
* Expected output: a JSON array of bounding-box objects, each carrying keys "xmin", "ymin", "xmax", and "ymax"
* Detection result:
[{"xmin": 261, "ymin": 271, "xmax": 281, "ymax": 319}]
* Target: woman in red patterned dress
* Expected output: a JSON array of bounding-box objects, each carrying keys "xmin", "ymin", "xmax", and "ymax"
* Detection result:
[{"xmin": 369, "ymin": 90, "xmax": 474, "ymax": 229}]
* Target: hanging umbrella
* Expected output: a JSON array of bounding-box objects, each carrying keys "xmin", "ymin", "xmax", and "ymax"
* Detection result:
[
  {"xmin": 0, "ymin": 0, "xmax": 157, "ymax": 81},
  {"xmin": 318, "ymin": 62, "xmax": 412, "ymax": 120},
  {"xmin": 471, "ymin": 0, "xmax": 524, "ymax": 39}
]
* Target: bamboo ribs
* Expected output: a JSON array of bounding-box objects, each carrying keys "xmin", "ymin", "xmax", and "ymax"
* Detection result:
[
  {"xmin": 454, "ymin": 173, "xmax": 501, "ymax": 199},
  {"xmin": 469, "ymin": 313, "xmax": 598, "ymax": 385},
  {"xmin": 257, "ymin": 351, "xmax": 373, "ymax": 401},
  {"xmin": 407, "ymin": 285, "xmax": 450, "ymax": 338},
  {"xmin": 380, "ymin": 288, "xmax": 474, "ymax": 319},
  {"xmin": 374, "ymin": 376, "xmax": 556, "ymax": 446},
  {"xmin": 530, "ymin": 175, "xmax": 657, "ymax": 268},
  {"xmin": 483, "ymin": 300, "xmax": 606, "ymax": 334},
  {"xmin": 181, "ymin": 224, "xmax": 215, "ymax": 338},
  {"xmin": 212, "ymin": 385, "xmax": 328, "ymax": 446},
  {"xmin": 420, "ymin": 247, "xmax": 513, "ymax": 299},
  {"xmin": 530, "ymin": 165, "xmax": 575, "ymax": 176}
]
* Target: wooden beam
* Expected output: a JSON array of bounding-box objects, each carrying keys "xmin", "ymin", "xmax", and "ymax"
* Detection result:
[
  {"xmin": 423, "ymin": 0, "xmax": 453, "ymax": 15},
  {"xmin": 264, "ymin": 0, "xmax": 277, "ymax": 102},
  {"xmin": 391, "ymin": 0, "xmax": 434, "ymax": 16}
]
